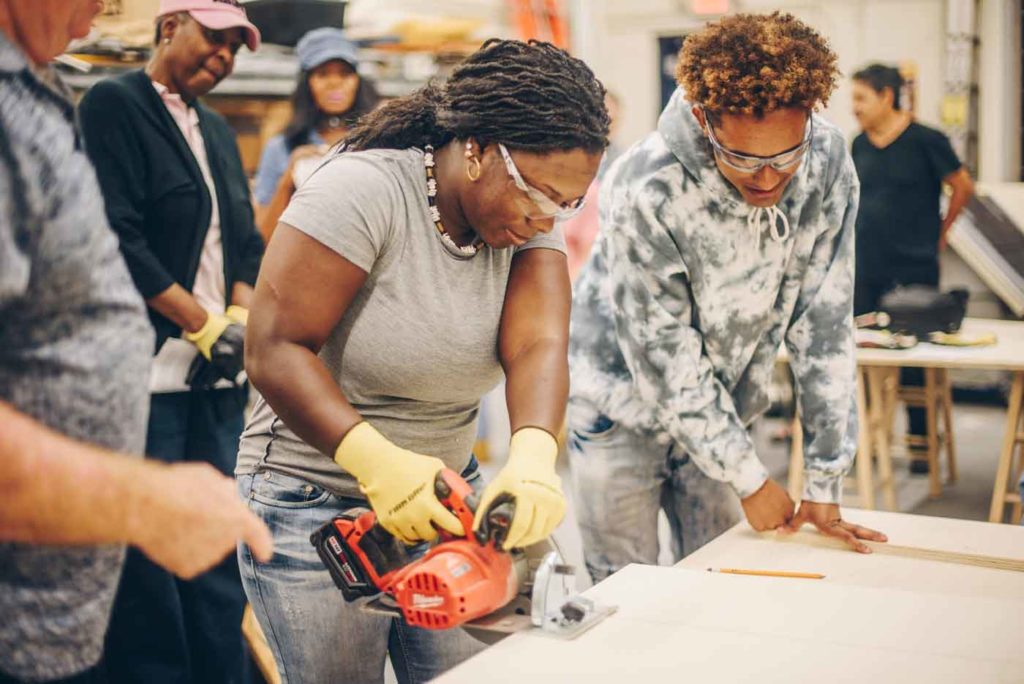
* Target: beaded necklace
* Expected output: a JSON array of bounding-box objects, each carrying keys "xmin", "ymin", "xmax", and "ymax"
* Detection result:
[{"xmin": 424, "ymin": 145, "xmax": 481, "ymax": 257}]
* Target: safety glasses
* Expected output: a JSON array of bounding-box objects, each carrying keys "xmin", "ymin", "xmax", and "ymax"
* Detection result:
[
  {"xmin": 702, "ymin": 108, "xmax": 813, "ymax": 174},
  {"xmin": 498, "ymin": 143, "xmax": 586, "ymax": 221}
]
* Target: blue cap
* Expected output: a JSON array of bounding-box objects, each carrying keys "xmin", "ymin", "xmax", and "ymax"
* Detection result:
[{"xmin": 296, "ymin": 28, "xmax": 359, "ymax": 72}]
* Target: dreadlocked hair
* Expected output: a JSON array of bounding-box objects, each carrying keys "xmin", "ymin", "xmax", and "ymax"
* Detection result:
[
  {"xmin": 676, "ymin": 12, "xmax": 839, "ymax": 119},
  {"xmin": 344, "ymin": 39, "xmax": 610, "ymax": 154}
]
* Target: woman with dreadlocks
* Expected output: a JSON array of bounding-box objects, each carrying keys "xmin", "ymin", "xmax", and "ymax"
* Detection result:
[{"xmin": 235, "ymin": 39, "xmax": 609, "ymax": 683}]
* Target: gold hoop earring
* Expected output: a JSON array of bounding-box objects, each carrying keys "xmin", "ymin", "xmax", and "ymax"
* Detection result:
[{"xmin": 466, "ymin": 157, "xmax": 482, "ymax": 181}]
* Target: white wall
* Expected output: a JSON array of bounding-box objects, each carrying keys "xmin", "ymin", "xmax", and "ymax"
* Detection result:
[
  {"xmin": 575, "ymin": 0, "xmax": 950, "ymax": 151},
  {"xmin": 978, "ymin": 0, "xmax": 1022, "ymax": 182}
]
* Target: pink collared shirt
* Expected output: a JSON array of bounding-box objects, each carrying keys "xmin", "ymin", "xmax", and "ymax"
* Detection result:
[{"xmin": 151, "ymin": 79, "xmax": 226, "ymax": 317}]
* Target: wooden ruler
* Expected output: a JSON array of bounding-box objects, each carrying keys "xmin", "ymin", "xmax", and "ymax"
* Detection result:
[{"xmin": 769, "ymin": 530, "xmax": 1024, "ymax": 573}]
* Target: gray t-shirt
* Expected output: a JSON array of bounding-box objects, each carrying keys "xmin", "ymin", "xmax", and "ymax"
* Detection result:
[
  {"xmin": 236, "ymin": 148, "xmax": 565, "ymax": 497},
  {"xmin": 0, "ymin": 36, "xmax": 153, "ymax": 681}
]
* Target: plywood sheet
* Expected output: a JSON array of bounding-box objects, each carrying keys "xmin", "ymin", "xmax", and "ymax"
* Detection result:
[{"xmin": 436, "ymin": 564, "xmax": 1023, "ymax": 684}]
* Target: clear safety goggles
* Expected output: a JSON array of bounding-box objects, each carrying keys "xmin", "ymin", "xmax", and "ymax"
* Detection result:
[
  {"xmin": 702, "ymin": 108, "xmax": 813, "ymax": 173},
  {"xmin": 498, "ymin": 143, "xmax": 586, "ymax": 221}
]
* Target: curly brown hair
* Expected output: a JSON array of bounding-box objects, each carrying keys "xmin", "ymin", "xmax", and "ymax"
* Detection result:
[{"xmin": 676, "ymin": 12, "xmax": 838, "ymax": 118}]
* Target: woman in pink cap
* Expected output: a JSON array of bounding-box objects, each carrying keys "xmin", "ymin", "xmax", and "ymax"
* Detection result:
[{"xmin": 78, "ymin": 2, "xmax": 264, "ymax": 683}]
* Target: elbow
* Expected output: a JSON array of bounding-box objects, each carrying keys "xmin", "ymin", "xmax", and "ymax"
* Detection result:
[{"xmin": 243, "ymin": 329, "xmax": 272, "ymax": 393}]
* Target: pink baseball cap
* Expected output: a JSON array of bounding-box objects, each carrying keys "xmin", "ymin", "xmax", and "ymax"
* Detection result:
[{"xmin": 158, "ymin": 0, "xmax": 262, "ymax": 51}]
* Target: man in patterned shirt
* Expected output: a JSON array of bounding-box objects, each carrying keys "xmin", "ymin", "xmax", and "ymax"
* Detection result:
[
  {"xmin": 568, "ymin": 12, "xmax": 886, "ymax": 582},
  {"xmin": 0, "ymin": 2, "xmax": 271, "ymax": 682}
]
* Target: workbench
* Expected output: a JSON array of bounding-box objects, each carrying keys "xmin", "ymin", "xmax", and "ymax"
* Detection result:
[
  {"xmin": 786, "ymin": 318, "xmax": 1024, "ymax": 522},
  {"xmin": 435, "ymin": 510, "xmax": 1024, "ymax": 683}
]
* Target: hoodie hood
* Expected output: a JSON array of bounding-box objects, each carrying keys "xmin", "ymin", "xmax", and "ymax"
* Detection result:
[
  {"xmin": 659, "ymin": 88, "xmax": 827, "ymax": 248},
  {"xmin": 657, "ymin": 87, "xmax": 809, "ymax": 227}
]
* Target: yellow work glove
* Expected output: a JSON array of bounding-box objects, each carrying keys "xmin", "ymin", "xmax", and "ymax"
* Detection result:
[
  {"xmin": 184, "ymin": 311, "xmax": 232, "ymax": 361},
  {"xmin": 225, "ymin": 304, "xmax": 249, "ymax": 326},
  {"xmin": 472, "ymin": 427, "xmax": 566, "ymax": 550},
  {"xmin": 334, "ymin": 422, "xmax": 465, "ymax": 544},
  {"xmin": 184, "ymin": 310, "xmax": 246, "ymax": 383}
]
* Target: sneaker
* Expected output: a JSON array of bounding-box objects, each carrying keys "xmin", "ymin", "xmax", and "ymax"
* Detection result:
[{"xmin": 909, "ymin": 459, "xmax": 930, "ymax": 475}]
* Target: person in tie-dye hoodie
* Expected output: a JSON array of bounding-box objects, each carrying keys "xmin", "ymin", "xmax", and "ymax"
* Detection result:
[{"xmin": 568, "ymin": 12, "xmax": 887, "ymax": 581}]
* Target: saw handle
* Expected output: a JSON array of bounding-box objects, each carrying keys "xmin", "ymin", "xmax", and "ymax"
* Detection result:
[
  {"xmin": 434, "ymin": 469, "xmax": 514, "ymax": 547},
  {"xmin": 474, "ymin": 497, "xmax": 515, "ymax": 549},
  {"xmin": 432, "ymin": 469, "xmax": 477, "ymax": 540}
]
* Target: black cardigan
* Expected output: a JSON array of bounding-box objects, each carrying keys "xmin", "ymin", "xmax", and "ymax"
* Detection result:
[{"xmin": 79, "ymin": 69, "xmax": 264, "ymax": 351}]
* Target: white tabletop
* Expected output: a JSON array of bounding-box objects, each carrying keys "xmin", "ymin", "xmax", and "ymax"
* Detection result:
[
  {"xmin": 436, "ymin": 511, "xmax": 1024, "ymax": 684},
  {"xmin": 777, "ymin": 317, "xmax": 1024, "ymax": 371},
  {"xmin": 853, "ymin": 318, "xmax": 1024, "ymax": 370}
]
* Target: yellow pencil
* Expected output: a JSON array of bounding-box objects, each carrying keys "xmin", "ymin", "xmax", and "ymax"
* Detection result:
[{"xmin": 707, "ymin": 567, "xmax": 825, "ymax": 580}]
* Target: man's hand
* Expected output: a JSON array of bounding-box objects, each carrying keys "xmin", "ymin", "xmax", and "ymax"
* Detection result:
[
  {"xmin": 781, "ymin": 501, "xmax": 888, "ymax": 553},
  {"xmin": 130, "ymin": 462, "xmax": 274, "ymax": 579},
  {"xmin": 740, "ymin": 478, "xmax": 795, "ymax": 531}
]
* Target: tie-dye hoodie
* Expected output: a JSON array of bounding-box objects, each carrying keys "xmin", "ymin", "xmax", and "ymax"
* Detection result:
[{"xmin": 569, "ymin": 89, "xmax": 860, "ymax": 504}]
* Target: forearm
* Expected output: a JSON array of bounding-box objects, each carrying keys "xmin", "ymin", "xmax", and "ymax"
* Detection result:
[
  {"xmin": 503, "ymin": 338, "xmax": 568, "ymax": 436},
  {"xmin": 0, "ymin": 403, "xmax": 150, "ymax": 546},
  {"xmin": 147, "ymin": 283, "xmax": 209, "ymax": 333},
  {"xmin": 257, "ymin": 176, "xmax": 295, "ymax": 244},
  {"xmin": 655, "ymin": 376, "xmax": 769, "ymax": 497},
  {"xmin": 941, "ymin": 188, "xmax": 972, "ymax": 234},
  {"xmin": 231, "ymin": 281, "xmax": 255, "ymax": 309},
  {"xmin": 246, "ymin": 339, "xmax": 362, "ymax": 456},
  {"xmin": 793, "ymin": 372, "xmax": 857, "ymax": 503}
]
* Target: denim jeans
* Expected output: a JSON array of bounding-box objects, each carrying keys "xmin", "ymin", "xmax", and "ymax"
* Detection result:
[
  {"xmin": 237, "ymin": 459, "xmax": 486, "ymax": 684},
  {"xmin": 104, "ymin": 387, "xmax": 249, "ymax": 684},
  {"xmin": 567, "ymin": 400, "xmax": 742, "ymax": 583}
]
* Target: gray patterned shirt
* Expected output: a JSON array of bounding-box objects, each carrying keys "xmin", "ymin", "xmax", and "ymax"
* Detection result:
[
  {"xmin": 569, "ymin": 89, "xmax": 859, "ymax": 504},
  {"xmin": 0, "ymin": 33, "xmax": 153, "ymax": 681}
]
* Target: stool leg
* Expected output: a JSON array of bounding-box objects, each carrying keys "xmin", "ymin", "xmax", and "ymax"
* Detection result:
[
  {"xmin": 990, "ymin": 372, "xmax": 1024, "ymax": 523},
  {"xmin": 787, "ymin": 411, "xmax": 804, "ymax": 503},
  {"xmin": 855, "ymin": 369, "xmax": 875, "ymax": 510},
  {"xmin": 924, "ymin": 368, "xmax": 942, "ymax": 498},
  {"xmin": 940, "ymin": 368, "xmax": 957, "ymax": 483}
]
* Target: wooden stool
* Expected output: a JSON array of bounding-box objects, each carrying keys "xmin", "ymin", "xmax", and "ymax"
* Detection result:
[
  {"xmin": 989, "ymin": 371, "xmax": 1024, "ymax": 523},
  {"xmin": 891, "ymin": 367, "xmax": 958, "ymax": 498}
]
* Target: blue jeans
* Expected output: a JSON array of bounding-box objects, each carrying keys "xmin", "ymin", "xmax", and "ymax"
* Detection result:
[
  {"xmin": 237, "ymin": 459, "xmax": 486, "ymax": 684},
  {"xmin": 567, "ymin": 400, "xmax": 742, "ymax": 583},
  {"xmin": 104, "ymin": 387, "xmax": 250, "ymax": 684}
]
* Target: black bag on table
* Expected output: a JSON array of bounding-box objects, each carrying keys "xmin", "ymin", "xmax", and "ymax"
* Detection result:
[{"xmin": 878, "ymin": 285, "xmax": 969, "ymax": 337}]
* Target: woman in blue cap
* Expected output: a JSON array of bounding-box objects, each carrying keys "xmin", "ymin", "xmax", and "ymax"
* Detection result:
[{"xmin": 253, "ymin": 27, "xmax": 379, "ymax": 241}]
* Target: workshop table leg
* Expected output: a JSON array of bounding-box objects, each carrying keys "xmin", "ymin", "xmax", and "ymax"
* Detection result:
[
  {"xmin": 940, "ymin": 368, "xmax": 958, "ymax": 483},
  {"xmin": 855, "ymin": 368, "xmax": 875, "ymax": 510},
  {"xmin": 990, "ymin": 372, "xmax": 1024, "ymax": 523},
  {"xmin": 925, "ymin": 368, "xmax": 942, "ymax": 498},
  {"xmin": 787, "ymin": 411, "xmax": 804, "ymax": 503}
]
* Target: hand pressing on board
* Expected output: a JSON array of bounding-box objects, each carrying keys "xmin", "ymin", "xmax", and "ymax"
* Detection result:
[
  {"xmin": 740, "ymin": 478, "xmax": 796, "ymax": 532},
  {"xmin": 780, "ymin": 502, "xmax": 888, "ymax": 553}
]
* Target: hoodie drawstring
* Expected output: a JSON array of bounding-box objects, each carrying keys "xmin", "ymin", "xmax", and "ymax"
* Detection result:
[{"xmin": 747, "ymin": 205, "xmax": 791, "ymax": 249}]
